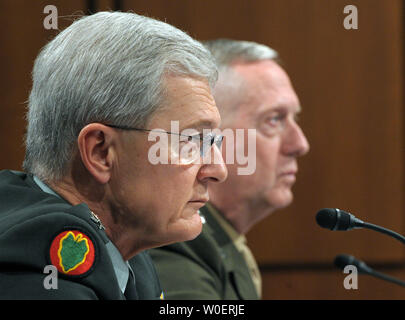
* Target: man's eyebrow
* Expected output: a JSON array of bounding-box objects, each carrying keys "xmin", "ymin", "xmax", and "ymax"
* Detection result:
[
  {"xmin": 181, "ymin": 120, "xmax": 218, "ymax": 132},
  {"xmin": 261, "ymin": 104, "xmax": 302, "ymax": 115}
]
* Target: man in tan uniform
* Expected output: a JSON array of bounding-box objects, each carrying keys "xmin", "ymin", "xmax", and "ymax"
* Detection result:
[{"xmin": 150, "ymin": 39, "xmax": 310, "ymax": 299}]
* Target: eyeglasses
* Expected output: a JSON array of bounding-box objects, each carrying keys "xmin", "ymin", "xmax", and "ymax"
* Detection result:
[{"xmin": 104, "ymin": 124, "xmax": 223, "ymax": 164}]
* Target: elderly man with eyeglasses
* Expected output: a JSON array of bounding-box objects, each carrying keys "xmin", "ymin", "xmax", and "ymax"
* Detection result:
[{"xmin": 0, "ymin": 12, "xmax": 227, "ymax": 299}]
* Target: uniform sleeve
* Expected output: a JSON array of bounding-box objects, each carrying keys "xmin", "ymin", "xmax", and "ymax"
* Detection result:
[
  {"xmin": 0, "ymin": 272, "xmax": 99, "ymax": 299},
  {"xmin": 150, "ymin": 240, "xmax": 224, "ymax": 300},
  {"xmin": 0, "ymin": 208, "xmax": 123, "ymax": 300}
]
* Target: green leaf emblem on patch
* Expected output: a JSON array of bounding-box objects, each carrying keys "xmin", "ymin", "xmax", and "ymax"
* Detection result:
[{"xmin": 57, "ymin": 232, "xmax": 90, "ymax": 273}]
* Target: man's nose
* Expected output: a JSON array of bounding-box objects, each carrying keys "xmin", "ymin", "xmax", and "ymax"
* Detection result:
[
  {"xmin": 282, "ymin": 121, "xmax": 310, "ymax": 157},
  {"xmin": 197, "ymin": 145, "xmax": 228, "ymax": 183}
]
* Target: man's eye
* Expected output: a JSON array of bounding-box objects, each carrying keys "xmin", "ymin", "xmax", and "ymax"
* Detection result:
[
  {"xmin": 190, "ymin": 133, "xmax": 204, "ymax": 142},
  {"xmin": 179, "ymin": 134, "xmax": 201, "ymax": 144},
  {"xmin": 266, "ymin": 114, "xmax": 285, "ymax": 127}
]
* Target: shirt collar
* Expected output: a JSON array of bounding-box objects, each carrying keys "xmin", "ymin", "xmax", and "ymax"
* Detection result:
[
  {"xmin": 205, "ymin": 202, "xmax": 246, "ymax": 244},
  {"xmin": 105, "ymin": 241, "xmax": 133, "ymax": 293},
  {"xmin": 33, "ymin": 175, "xmax": 61, "ymax": 199},
  {"xmin": 32, "ymin": 175, "xmax": 131, "ymax": 294}
]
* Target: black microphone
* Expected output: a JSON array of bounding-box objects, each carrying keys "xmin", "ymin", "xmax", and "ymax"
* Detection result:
[
  {"xmin": 316, "ymin": 208, "xmax": 405, "ymax": 245},
  {"xmin": 316, "ymin": 208, "xmax": 364, "ymax": 231},
  {"xmin": 334, "ymin": 254, "xmax": 405, "ymax": 288},
  {"xmin": 334, "ymin": 254, "xmax": 372, "ymax": 274}
]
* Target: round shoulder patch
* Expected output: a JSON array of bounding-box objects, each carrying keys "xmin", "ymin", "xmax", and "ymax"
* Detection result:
[{"xmin": 49, "ymin": 230, "xmax": 95, "ymax": 276}]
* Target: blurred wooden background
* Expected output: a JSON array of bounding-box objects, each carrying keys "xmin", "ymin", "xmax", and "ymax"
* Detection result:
[{"xmin": 0, "ymin": 0, "xmax": 404, "ymax": 299}]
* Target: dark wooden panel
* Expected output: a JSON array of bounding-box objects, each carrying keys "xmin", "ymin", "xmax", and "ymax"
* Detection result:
[
  {"xmin": 261, "ymin": 268, "xmax": 405, "ymax": 299},
  {"xmin": 97, "ymin": 0, "xmax": 116, "ymax": 11},
  {"xmin": 121, "ymin": 0, "xmax": 405, "ymax": 263},
  {"xmin": 243, "ymin": 0, "xmax": 405, "ymax": 265},
  {"xmin": 0, "ymin": 0, "xmax": 87, "ymax": 170}
]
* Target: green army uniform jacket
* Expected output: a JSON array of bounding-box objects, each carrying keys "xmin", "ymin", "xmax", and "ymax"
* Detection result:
[
  {"xmin": 0, "ymin": 170, "xmax": 162, "ymax": 299},
  {"xmin": 150, "ymin": 204, "xmax": 259, "ymax": 299}
]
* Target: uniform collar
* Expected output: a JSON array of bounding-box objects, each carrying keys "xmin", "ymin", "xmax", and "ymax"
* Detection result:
[
  {"xmin": 32, "ymin": 175, "xmax": 131, "ymax": 294},
  {"xmin": 33, "ymin": 175, "xmax": 62, "ymax": 199},
  {"xmin": 105, "ymin": 241, "xmax": 133, "ymax": 293},
  {"xmin": 202, "ymin": 202, "xmax": 260, "ymax": 299},
  {"xmin": 205, "ymin": 202, "xmax": 245, "ymax": 243},
  {"xmin": 203, "ymin": 202, "xmax": 248, "ymax": 247}
]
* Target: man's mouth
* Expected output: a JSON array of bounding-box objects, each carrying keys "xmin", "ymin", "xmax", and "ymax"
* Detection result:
[
  {"xmin": 188, "ymin": 194, "xmax": 210, "ymax": 207},
  {"xmin": 189, "ymin": 198, "xmax": 209, "ymax": 204}
]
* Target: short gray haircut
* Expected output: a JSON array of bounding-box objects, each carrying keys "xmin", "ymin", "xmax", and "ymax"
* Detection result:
[
  {"xmin": 24, "ymin": 11, "xmax": 218, "ymax": 181},
  {"xmin": 202, "ymin": 39, "xmax": 279, "ymax": 125},
  {"xmin": 203, "ymin": 38, "xmax": 278, "ymax": 70}
]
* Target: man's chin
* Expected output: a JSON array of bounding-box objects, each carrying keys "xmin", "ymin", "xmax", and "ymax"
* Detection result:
[
  {"xmin": 182, "ymin": 211, "xmax": 204, "ymax": 240},
  {"xmin": 168, "ymin": 211, "xmax": 203, "ymax": 244},
  {"xmin": 266, "ymin": 188, "xmax": 294, "ymax": 210}
]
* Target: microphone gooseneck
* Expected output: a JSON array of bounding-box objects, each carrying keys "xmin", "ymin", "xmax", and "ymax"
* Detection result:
[
  {"xmin": 361, "ymin": 221, "xmax": 405, "ymax": 245},
  {"xmin": 316, "ymin": 208, "xmax": 405, "ymax": 244},
  {"xmin": 334, "ymin": 254, "xmax": 405, "ymax": 288}
]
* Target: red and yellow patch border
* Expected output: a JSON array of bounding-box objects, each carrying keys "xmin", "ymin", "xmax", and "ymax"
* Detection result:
[{"xmin": 49, "ymin": 229, "xmax": 95, "ymax": 276}]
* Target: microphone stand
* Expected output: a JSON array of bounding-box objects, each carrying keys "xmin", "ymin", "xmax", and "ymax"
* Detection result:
[
  {"xmin": 317, "ymin": 208, "xmax": 405, "ymax": 288},
  {"xmin": 355, "ymin": 221, "xmax": 405, "ymax": 287},
  {"xmin": 369, "ymin": 269, "xmax": 405, "ymax": 288},
  {"xmin": 335, "ymin": 254, "xmax": 405, "ymax": 288},
  {"xmin": 361, "ymin": 222, "xmax": 405, "ymax": 245}
]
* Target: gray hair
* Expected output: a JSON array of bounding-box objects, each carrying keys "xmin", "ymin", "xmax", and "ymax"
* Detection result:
[
  {"xmin": 24, "ymin": 11, "xmax": 218, "ymax": 181},
  {"xmin": 202, "ymin": 39, "xmax": 278, "ymax": 125},
  {"xmin": 202, "ymin": 38, "xmax": 278, "ymax": 70}
]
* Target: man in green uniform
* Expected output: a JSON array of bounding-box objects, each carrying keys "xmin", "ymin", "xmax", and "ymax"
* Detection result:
[
  {"xmin": 150, "ymin": 39, "xmax": 310, "ymax": 299},
  {"xmin": 0, "ymin": 12, "xmax": 227, "ymax": 299}
]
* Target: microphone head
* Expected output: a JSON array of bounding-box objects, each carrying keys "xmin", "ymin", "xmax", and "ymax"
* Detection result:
[
  {"xmin": 334, "ymin": 254, "xmax": 356, "ymax": 270},
  {"xmin": 316, "ymin": 208, "xmax": 338, "ymax": 230},
  {"xmin": 334, "ymin": 254, "xmax": 372, "ymax": 274},
  {"xmin": 316, "ymin": 208, "xmax": 358, "ymax": 231}
]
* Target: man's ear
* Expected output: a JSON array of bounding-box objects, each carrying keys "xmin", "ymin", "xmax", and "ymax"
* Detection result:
[{"xmin": 77, "ymin": 123, "xmax": 117, "ymax": 184}]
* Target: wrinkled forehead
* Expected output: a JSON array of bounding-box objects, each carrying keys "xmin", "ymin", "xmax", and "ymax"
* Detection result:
[
  {"xmin": 148, "ymin": 75, "xmax": 221, "ymax": 131},
  {"xmin": 231, "ymin": 60, "xmax": 301, "ymax": 114}
]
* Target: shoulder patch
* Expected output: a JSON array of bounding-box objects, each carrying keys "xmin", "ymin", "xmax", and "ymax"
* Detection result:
[{"xmin": 49, "ymin": 230, "xmax": 95, "ymax": 276}]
